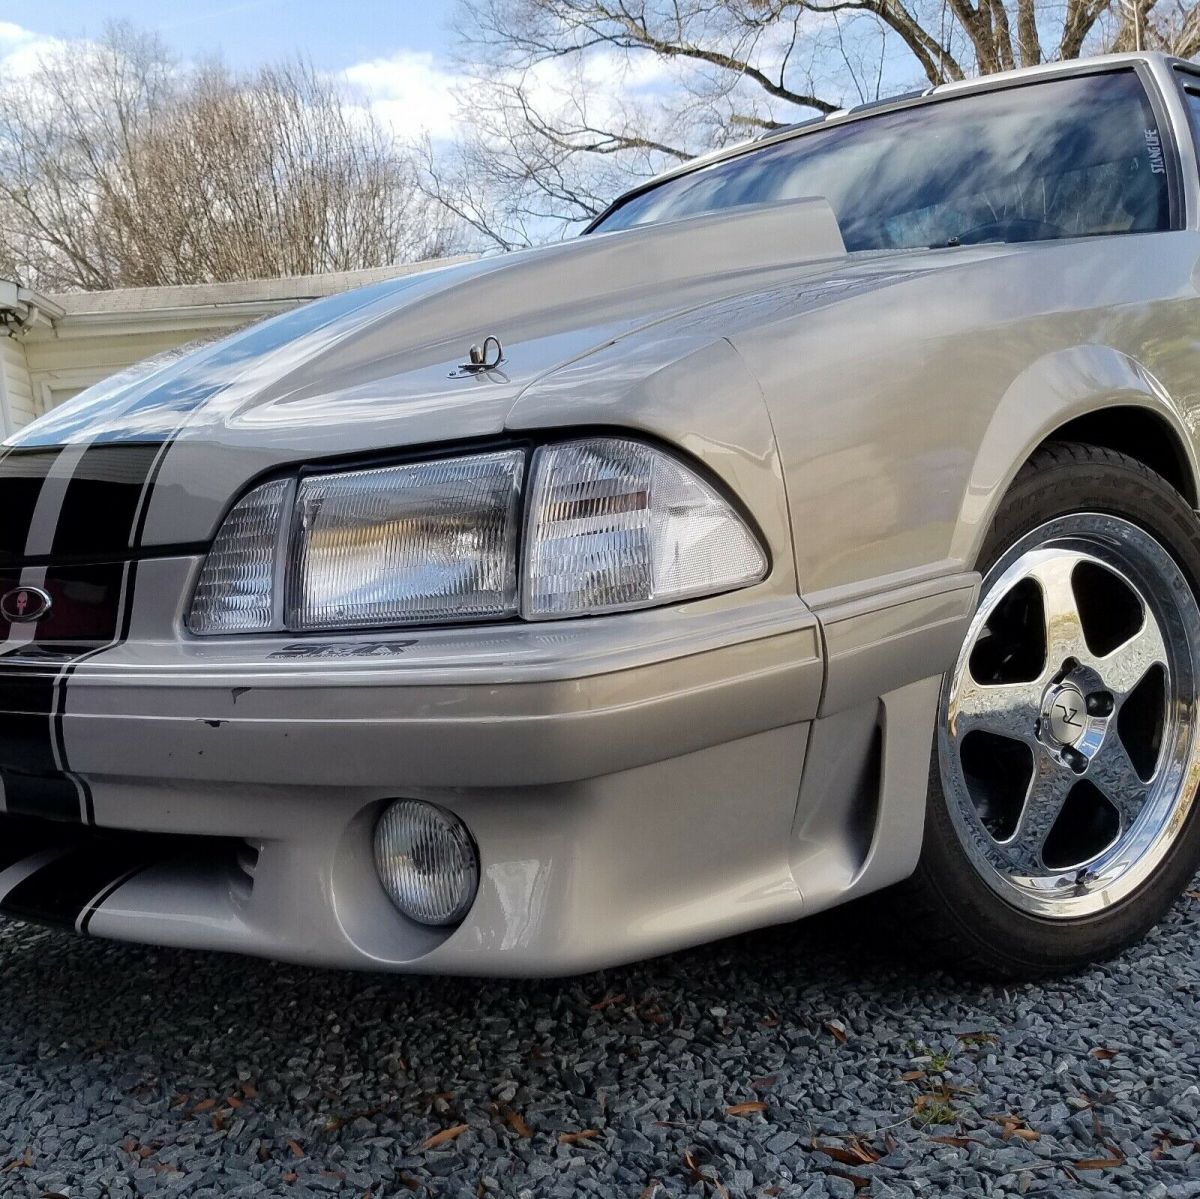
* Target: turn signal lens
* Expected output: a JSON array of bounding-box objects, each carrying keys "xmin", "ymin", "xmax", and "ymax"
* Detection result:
[
  {"xmin": 186, "ymin": 478, "xmax": 292, "ymax": 634},
  {"xmin": 521, "ymin": 438, "xmax": 766, "ymax": 619}
]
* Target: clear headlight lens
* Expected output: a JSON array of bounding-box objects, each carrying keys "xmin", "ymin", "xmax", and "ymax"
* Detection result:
[
  {"xmin": 286, "ymin": 450, "xmax": 524, "ymax": 630},
  {"xmin": 522, "ymin": 438, "xmax": 767, "ymax": 618},
  {"xmin": 187, "ymin": 478, "xmax": 292, "ymax": 634},
  {"xmin": 187, "ymin": 437, "xmax": 765, "ymax": 634}
]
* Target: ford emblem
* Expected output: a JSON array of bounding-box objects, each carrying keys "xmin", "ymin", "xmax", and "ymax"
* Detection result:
[{"xmin": 1, "ymin": 585, "xmax": 52, "ymax": 623}]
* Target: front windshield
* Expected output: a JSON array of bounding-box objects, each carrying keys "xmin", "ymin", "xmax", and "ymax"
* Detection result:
[{"xmin": 593, "ymin": 70, "xmax": 1171, "ymax": 250}]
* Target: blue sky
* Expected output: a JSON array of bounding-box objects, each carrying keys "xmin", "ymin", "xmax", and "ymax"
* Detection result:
[
  {"xmin": 23, "ymin": 2, "xmax": 449, "ymax": 70},
  {"xmin": 3, "ymin": 3, "xmax": 893, "ymax": 151},
  {"xmin": 1, "ymin": 4, "xmax": 475, "ymax": 139}
]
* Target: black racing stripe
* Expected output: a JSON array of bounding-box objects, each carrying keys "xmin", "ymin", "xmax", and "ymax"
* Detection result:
[
  {"xmin": 0, "ymin": 442, "xmax": 164, "ymax": 825},
  {"xmin": 46, "ymin": 442, "xmax": 174, "ymax": 820},
  {"xmin": 50, "ymin": 443, "xmax": 163, "ymax": 558},
  {"xmin": 0, "ymin": 656, "xmax": 89, "ymax": 823},
  {"xmin": 0, "ymin": 840, "xmax": 155, "ymax": 930},
  {"xmin": 0, "ymin": 814, "xmax": 70, "ymax": 871},
  {"xmin": 39, "ymin": 437, "xmax": 177, "ymax": 821},
  {"xmin": 2, "ymin": 772, "xmax": 84, "ymax": 822},
  {"xmin": 0, "ymin": 449, "xmax": 63, "ymax": 560},
  {"xmin": 79, "ymin": 863, "xmax": 149, "ymax": 934},
  {"xmin": 35, "ymin": 562, "xmax": 124, "ymax": 643}
]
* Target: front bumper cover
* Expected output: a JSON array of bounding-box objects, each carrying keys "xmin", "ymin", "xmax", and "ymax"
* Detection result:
[{"xmin": 0, "ymin": 561, "xmax": 975, "ymax": 974}]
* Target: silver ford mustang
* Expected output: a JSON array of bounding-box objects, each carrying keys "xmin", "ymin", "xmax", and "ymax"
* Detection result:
[{"xmin": 3, "ymin": 51, "xmax": 1200, "ymax": 977}]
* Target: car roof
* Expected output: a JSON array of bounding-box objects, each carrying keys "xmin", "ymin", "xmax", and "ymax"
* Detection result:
[{"xmin": 597, "ymin": 51, "xmax": 1188, "ymax": 224}]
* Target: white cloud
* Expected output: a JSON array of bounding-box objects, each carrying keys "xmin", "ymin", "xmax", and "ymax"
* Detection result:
[
  {"xmin": 0, "ymin": 20, "xmax": 72, "ymax": 80},
  {"xmin": 343, "ymin": 50, "xmax": 466, "ymax": 141},
  {"xmin": 0, "ymin": 21, "xmax": 66, "ymax": 79},
  {"xmin": 341, "ymin": 43, "xmax": 683, "ymax": 144}
]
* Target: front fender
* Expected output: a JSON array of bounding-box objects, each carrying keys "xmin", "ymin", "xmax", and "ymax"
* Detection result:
[{"xmin": 949, "ymin": 344, "xmax": 1200, "ymax": 571}]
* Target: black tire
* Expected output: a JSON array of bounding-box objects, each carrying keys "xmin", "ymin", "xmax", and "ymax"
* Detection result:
[{"xmin": 908, "ymin": 440, "xmax": 1200, "ymax": 978}]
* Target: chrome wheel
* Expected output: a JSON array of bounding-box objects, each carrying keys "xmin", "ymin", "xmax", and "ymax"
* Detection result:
[{"xmin": 939, "ymin": 512, "xmax": 1200, "ymax": 919}]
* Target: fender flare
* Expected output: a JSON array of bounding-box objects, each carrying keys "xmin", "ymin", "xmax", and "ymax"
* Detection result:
[{"xmin": 949, "ymin": 344, "xmax": 1199, "ymax": 571}]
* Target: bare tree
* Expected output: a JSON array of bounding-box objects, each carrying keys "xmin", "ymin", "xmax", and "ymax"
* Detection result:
[
  {"xmin": 429, "ymin": 0, "xmax": 1200, "ymax": 246},
  {"xmin": 0, "ymin": 24, "xmax": 457, "ymax": 292}
]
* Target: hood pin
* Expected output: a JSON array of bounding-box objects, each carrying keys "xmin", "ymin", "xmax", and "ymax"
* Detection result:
[{"xmin": 450, "ymin": 334, "xmax": 505, "ymax": 378}]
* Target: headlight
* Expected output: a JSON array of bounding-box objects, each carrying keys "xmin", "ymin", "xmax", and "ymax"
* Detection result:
[
  {"xmin": 187, "ymin": 437, "xmax": 765, "ymax": 634},
  {"xmin": 286, "ymin": 451, "xmax": 524, "ymax": 630}
]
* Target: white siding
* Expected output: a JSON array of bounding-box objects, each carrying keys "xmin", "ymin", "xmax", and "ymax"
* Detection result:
[{"xmin": 0, "ymin": 335, "xmax": 36, "ymax": 432}]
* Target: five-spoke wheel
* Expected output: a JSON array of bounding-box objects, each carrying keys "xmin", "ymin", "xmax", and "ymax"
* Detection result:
[
  {"xmin": 940, "ymin": 515, "xmax": 1198, "ymax": 917},
  {"xmin": 910, "ymin": 443, "xmax": 1200, "ymax": 975}
]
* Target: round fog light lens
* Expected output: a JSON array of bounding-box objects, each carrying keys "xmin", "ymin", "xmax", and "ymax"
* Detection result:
[{"xmin": 373, "ymin": 800, "xmax": 479, "ymax": 926}]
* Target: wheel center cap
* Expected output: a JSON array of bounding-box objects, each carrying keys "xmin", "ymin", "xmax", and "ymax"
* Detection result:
[{"xmin": 1044, "ymin": 682, "xmax": 1087, "ymax": 747}]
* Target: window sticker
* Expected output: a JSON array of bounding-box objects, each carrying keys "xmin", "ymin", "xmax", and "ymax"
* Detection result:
[{"xmin": 1145, "ymin": 128, "xmax": 1166, "ymax": 174}]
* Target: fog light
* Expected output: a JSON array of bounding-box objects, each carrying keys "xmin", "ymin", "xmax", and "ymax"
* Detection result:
[{"xmin": 373, "ymin": 801, "xmax": 478, "ymax": 926}]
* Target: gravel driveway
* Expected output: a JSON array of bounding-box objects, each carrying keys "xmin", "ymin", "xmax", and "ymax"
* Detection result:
[{"xmin": 1, "ymin": 887, "xmax": 1198, "ymax": 1199}]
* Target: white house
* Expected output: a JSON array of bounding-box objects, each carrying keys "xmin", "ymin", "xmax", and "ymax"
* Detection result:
[{"xmin": 0, "ymin": 259, "xmax": 469, "ymax": 438}]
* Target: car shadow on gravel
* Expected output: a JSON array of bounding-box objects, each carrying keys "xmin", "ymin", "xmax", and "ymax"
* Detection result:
[
  {"xmin": 1, "ymin": 892, "xmax": 1197, "ymax": 1198},
  {"xmin": 0, "ymin": 898, "xmax": 970, "ymax": 1039}
]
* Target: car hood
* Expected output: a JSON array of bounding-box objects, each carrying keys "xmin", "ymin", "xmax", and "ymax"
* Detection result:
[
  {"xmin": 9, "ymin": 196, "xmax": 846, "ymax": 456},
  {"xmin": 4, "ymin": 196, "xmax": 1006, "ymax": 550}
]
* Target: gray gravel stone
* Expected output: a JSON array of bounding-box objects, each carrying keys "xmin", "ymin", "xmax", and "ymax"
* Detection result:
[{"xmin": 1, "ymin": 889, "xmax": 1199, "ymax": 1197}]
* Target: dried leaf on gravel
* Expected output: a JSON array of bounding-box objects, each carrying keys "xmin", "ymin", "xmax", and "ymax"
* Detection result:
[
  {"xmin": 955, "ymin": 1031, "xmax": 998, "ymax": 1046},
  {"xmin": 287, "ymin": 1140, "xmax": 306, "ymax": 1158},
  {"xmin": 825, "ymin": 1020, "xmax": 848, "ymax": 1044},
  {"xmin": 591, "ymin": 992, "xmax": 626, "ymax": 1010},
  {"xmin": 191, "ymin": 1098, "xmax": 217, "ymax": 1113},
  {"xmin": 1090, "ymin": 1047, "xmax": 1119, "ymax": 1060},
  {"xmin": 725, "ymin": 1101, "xmax": 767, "ymax": 1117},
  {"xmin": 502, "ymin": 1108, "xmax": 533, "ymax": 1138},
  {"xmin": 559, "ymin": 1129, "xmax": 600, "ymax": 1145},
  {"xmin": 809, "ymin": 1137, "xmax": 880, "ymax": 1165},
  {"xmin": 681, "ymin": 1150, "xmax": 729, "ymax": 1195},
  {"xmin": 421, "ymin": 1125, "xmax": 468, "ymax": 1150},
  {"xmin": 683, "ymin": 1149, "xmax": 712, "ymax": 1183},
  {"xmin": 1150, "ymin": 1130, "xmax": 1191, "ymax": 1160},
  {"xmin": 1074, "ymin": 1155, "xmax": 1125, "ymax": 1170},
  {"xmin": 826, "ymin": 1168, "xmax": 872, "ymax": 1190},
  {"xmin": 900, "ymin": 1070, "xmax": 927, "ymax": 1082},
  {"xmin": 992, "ymin": 1115, "xmax": 1040, "ymax": 1142},
  {"xmin": 2, "ymin": 1149, "xmax": 33, "ymax": 1173},
  {"xmin": 929, "ymin": 1135, "xmax": 972, "ymax": 1147}
]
